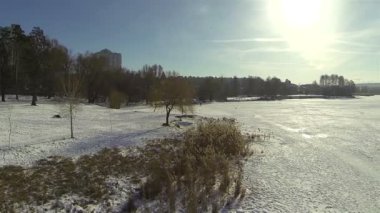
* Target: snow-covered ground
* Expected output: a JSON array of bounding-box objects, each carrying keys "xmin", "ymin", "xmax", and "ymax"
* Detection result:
[
  {"xmin": 1, "ymin": 96, "xmax": 379, "ymax": 212},
  {"xmin": 227, "ymin": 96, "xmax": 260, "ymax": 101},
  {"xmin": 0, "ymin": 97, "xmax": 185, "ymax": 166},
  {"xmin": 196, "ymin": 96, "xmax": 380, "ymax": 212}
]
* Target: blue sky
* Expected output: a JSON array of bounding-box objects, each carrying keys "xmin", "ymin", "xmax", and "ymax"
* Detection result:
[{"xmin": 1, "ymin": 0, "xmax": 380, "ymax": 84}]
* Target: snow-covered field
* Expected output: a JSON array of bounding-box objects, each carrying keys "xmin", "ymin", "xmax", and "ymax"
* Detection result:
[
  {"xmin": 0, "ymin": 97, "xmax": 184, "ymax": 166},
  {"xmin": 1, "ymin": 96, "xmax": 379, "ymax": 212},
  {"xmin": 196, "ymin": 96, "xmax": 380, "ymax": 212}
]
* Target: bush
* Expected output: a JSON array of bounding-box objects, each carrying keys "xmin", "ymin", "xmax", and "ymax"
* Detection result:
[
  {"xmin": 184, "ymin": 118, "xmax": 250, "ymax": 159},
  {"xmin": 109, "ymin": 90, "xmax": 126, "ymax": 109},
  {"xmin": 132, "ymin": 118, "xmax": 252, "ymax": 212}
]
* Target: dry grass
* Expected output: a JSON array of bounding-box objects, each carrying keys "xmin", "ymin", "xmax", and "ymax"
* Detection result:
[
  {"xmin": 0, "ymin": 118, "xmax": 254, "ymax": 212},
  {"xmin": 0, "ymin": 148, "xmax": 139, "ymax": 211},
  {"xmin": 128, "ymin": 118, "xmax": 253, "ymax": 212}
]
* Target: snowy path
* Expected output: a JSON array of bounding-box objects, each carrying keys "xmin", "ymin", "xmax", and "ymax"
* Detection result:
[{"xmin": 195, "ymin": 96, "xmax": 380, "ymax": 212}]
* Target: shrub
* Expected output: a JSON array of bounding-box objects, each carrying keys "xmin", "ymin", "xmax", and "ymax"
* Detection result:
[
  {"xmin": 184, "ymin": 118, "xmax": 250, "ymax": 159},
  {"xmin": 132, "ymin": 118, "xmax": 252, "ymax": 212},
  {"xmin": 109, "ymin": 90, "xmax": 125, "ymax": 109}
]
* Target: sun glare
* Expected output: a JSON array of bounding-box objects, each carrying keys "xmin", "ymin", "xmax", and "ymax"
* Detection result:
[
  {"xmin": 280, "ymin": 0, "xmax": 322, "ymax": 29},
  {"xmin": 268, "ymin": 0, "xmax": 338, "ymax": 66}
]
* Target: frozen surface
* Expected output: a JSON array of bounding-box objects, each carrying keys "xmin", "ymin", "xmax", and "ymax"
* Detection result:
[{"xmin": 195, "ymin": 96, "xmax": 380, "ymax": 212}]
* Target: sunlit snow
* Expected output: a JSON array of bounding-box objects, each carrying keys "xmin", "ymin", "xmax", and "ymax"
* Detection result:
[{"xmin": 0, "ymin": 96, "xmax": 379, "ymax": 212}]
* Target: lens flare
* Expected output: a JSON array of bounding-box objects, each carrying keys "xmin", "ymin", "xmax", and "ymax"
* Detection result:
[{"xmin": 268, "ymin": 0, "xmax": 338, "ymax": 67}]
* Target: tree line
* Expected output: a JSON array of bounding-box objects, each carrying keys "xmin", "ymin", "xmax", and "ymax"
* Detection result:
[
  {"xmin": 319, "ymin": 74, "xmax": 356, "ymax": 96},
  {"xmin": 0, "ymin": 24, "xmax": 356, "ymax": 107}
]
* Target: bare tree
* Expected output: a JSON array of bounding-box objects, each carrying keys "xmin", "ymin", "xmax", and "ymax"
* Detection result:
[
  {"xmin": 9, "ymin": 24, "xmax": 25, "ymax": 100},
  {"xmin": 149, "ymin": 76, "xmax": 195, "ymax": 126},
  {"xmin": 7, "ymin": 106, "xmax": 13, "ymax": 148},
  {"xmin": 61, "ymin": 57, "xmax": 82, "ymax": 139}
]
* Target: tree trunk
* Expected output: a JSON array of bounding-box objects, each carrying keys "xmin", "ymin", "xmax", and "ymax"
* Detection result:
[
  {"xmin": 1, "ymin": 73, "xmax": 5, "ymax": 102},
  {"xmin": 87, "ymin": 87, "xmax": 97, "ymax": 103},
  {"xmin": 1, "ymin": 82, "xmax": 5, "ymax": 102},
  {"xmin": 165, "ymin": 105, "xmax": 172, "ymax": 126},
  {"xmin": 14, "ymin": 51, "xmax": 19, "ymax": 101},
  {"xmin": 87, "ymin": 88, "xmax": 93, "ymax": 103},
  {"xmin": 31, "ymin": 91, "xmax": 37, "ymax": 106},
  {"xmin": 15, "ymin": 62, "xmax": 19, "ymax": 101},
  {"xmin": 165, "ymin": 106, "xmax": 171, "ymax": 126},
  {"xmin": 165, "ymin": 111, "xmax": 170, "ymax": 126},
  {"xmin": 70, "ymin": 104, "xmax": 74, "ymax": 138},
  {"xmin": 88, "ymin": 94, "xmax": 96, "ymax": 103}
]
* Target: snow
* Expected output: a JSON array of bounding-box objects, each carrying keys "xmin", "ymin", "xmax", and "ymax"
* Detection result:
[
  {"xmin": 196, "ymin": 96, "xmax": 380, "ymax": 212},
  {"xmin": 227, "ymin": 96, "xmax": 260, "ymax": 101},
  {"xmin": 0, "ymin": 96, "xmax": 186, "ymax": 166},
  {"xmin": 1, "ymin": 95, "xmax": 380, "ymax": 212},
  {"xmin": 26, "ymin": 177, "xmax": 137, "ymax": 213}
]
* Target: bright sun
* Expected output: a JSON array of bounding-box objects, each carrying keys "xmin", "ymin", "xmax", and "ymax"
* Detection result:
[
  {"xmin": 279, "ymin": 0, "xmax": 322, "ymax": 29},
  {"xmin": 268, "ymin": 0, "xmax": 337, "ymax": 66}
]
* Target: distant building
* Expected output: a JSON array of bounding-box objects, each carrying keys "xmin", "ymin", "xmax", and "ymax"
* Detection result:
[{"xmin": 95, "ymin": 49, "xmax": 122, "ymax": 69}]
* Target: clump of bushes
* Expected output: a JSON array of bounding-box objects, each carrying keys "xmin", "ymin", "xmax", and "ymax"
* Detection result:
[
  {"xmin": 108, "ymin": 90, "xmax": 126, "ymax": 109},
  {"xmin": 130, "ymin": 118, "xmax": 252, "ymax": 212}
]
